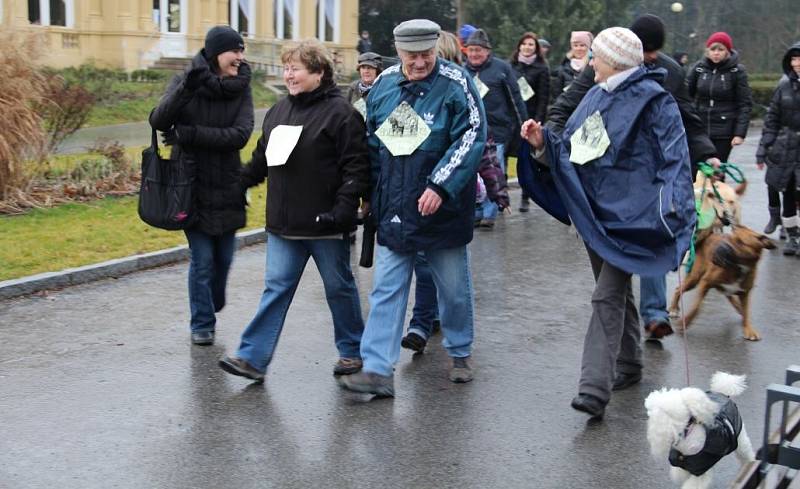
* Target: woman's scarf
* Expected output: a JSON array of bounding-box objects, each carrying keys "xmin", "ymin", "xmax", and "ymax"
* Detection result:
[{"xmin": 518, "ymin": 53, "xmax": 537, "ymax": 65}]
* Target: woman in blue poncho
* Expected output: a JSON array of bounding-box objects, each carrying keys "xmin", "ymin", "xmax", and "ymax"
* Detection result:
[{"xmin": 521, "ymin": 27, "xmax": 695, "ymax": 419}]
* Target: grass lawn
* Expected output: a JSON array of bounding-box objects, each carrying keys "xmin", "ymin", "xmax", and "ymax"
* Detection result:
[{"xmin": 0, "ymin": 136, "xmax": 264, "ymax": 282}]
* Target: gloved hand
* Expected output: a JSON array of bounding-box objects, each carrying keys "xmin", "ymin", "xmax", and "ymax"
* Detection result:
[
  {"xmin": 161, "ymin": 128, "xmax": 177, "ymax": 146},
  {"xmin": 315, "ymin": 212, "xmax": 336, "ymax": 228},
  {"xmin": 174, "ymin": 124, "xmax": 197, "ymax": 145},
  {"xmin": 185, "ymin": 65, "xmax": 211, "ymax": 91}
]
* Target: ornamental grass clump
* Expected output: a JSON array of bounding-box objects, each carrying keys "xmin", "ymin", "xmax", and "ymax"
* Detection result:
[{"xmin": 0, "ymin": 30, "xmax": 48, "ymax": 202}]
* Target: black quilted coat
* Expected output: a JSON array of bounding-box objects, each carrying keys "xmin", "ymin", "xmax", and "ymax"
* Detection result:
[
  {"xmin": 756, "ymin": 42, "xmax": 800, "ymax": 192},
  {"xmin": 149, "ymin": 51, "xmax": 254, "ymax": 236}
]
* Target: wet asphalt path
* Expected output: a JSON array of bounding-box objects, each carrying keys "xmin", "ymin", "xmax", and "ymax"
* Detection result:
[{"xmin": 2, "ymin": 131, "xmax": 799, "ymax": 488}]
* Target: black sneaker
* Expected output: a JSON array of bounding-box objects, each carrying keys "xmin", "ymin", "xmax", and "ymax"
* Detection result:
[
  {"xmin": 612, "ymin": 371, "xmax": 642, "ymax": 391},
  {"xmin": 191, "ymin": 331, "xmax": 214, "ymax": 345},
  {"xmin": 401, "ymin": 332, "xmax": 427, "ymax": 353},
  {"xmin": 218, "ymin": 355, "xmax": 265, "ymax": 382},
  {"xmin": 333, "ymin": 357, "xmax": 363, "ymax": 376},
  {"xmin": 571, "ymin": 394, "xmax": 605, "ymax": 418}
]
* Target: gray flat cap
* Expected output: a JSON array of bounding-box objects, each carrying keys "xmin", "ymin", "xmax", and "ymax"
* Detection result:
[
  {"xmin": 393, "ymin": 19, "xmax": 440, "ymax": 52},
  {"xmin": 357, "ymin": 51, "xmax": 382, "ymax": 69}
]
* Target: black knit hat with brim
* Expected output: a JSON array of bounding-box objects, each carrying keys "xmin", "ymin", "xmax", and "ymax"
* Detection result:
[
  {"xmin": 205, "ymin": 25, "xmax": 245, "ymax": 59},
  {"xmin": 630, "ymin": 14, "xmax": 665, "ymax": 52}
]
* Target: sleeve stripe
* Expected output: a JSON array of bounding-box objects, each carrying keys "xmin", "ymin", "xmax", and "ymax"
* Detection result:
[{"xmin": 432, "ymin": 64, "xmax": 482, "ymax": 185}]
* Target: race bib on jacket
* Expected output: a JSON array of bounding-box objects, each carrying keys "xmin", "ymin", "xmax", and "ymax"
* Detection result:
[
  {"xmin": 517, "ymin": 77, "xmax": 535, "ymax": 101},
  {"xmin": 353, "ymin": 98, "xmax": 367, "ymax": 120},
  {"xmin": 569, "ymin": 111, "xmax": 610, "ymax": 165},
  {"xmin": 266, "ymin": 125, "xmax": 303, "ymax": 166},
  {"xmin": 473, "ymin": 75, "xmax": 489, "ymax": 98},
  {"xmin": 375, "ymin": 101, "xmax": 431, "ymax": 156}
]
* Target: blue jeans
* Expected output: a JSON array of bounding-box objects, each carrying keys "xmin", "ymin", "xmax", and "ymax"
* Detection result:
[
  {"xmin": 236, "ymin": 233, "xmax": 364, "ymax": 372},
  {"xmin": 639, "ymin": 274, "xmax": 669, "ymax": 326},
  {"xmin": 360, "ymin": 244, "xmax": 475, "ymax": 376},
  {"xmin": 474, "ymin": 200, "xmax": 499, "ymax": 222},
  {"xmin": 496, "ymin": 143, "xmax": 506, "ymax": 174},
  {"xmin": 184, "ymin": 229, "xmax": 236, "ymax": 333},
  {"xmin": 407, "ymin": 253, "xmax": 439, "ymax": 340}
]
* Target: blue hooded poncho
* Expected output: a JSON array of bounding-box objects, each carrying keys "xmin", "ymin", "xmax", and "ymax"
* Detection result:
[{"xmin": 537, "ymin": 67, "xmax": 696, "ymax": 276}]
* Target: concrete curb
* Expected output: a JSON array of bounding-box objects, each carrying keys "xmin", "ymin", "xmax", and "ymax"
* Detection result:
[{"xmin": 0, "ymin": 229, "xmax": 266, "ymax": 301}]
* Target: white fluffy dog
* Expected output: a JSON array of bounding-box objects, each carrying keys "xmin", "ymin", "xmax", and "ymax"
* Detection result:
[{"xmin": 644, "ymin": 372, "xmax": 756, "ymax": 489}]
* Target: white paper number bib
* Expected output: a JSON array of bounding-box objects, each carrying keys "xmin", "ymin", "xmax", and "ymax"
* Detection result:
[
  {"xmin": 517, "ymin": 77, "xmax": 535, "ymax": 101},
  {"xmin": 265, "ymin": 125, "xmax": 303, "ymax": 166},
  {"xmin": 353, "ymin": 98, "xmax": 367, "ymax": 120},
  {"xmin": 569, "ymin": 111, "xmax": 610, "ymax": 165},
  {"xmin": 473, "ymin": 75, "xmax": 489, "ymax": 98},
  {"xmin": 375, "ymin": 101, "xmax": 431, "ymax": 156}
]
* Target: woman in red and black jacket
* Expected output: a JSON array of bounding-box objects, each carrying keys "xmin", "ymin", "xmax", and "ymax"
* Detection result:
[{"xmin": 686, "ymin": 32, "xmax": 753, "ymax": 163}]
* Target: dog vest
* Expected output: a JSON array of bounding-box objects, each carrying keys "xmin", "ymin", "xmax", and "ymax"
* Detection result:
[{"xmin": 668, "ymin": 391, "xmax": 743, "ymax": 476}]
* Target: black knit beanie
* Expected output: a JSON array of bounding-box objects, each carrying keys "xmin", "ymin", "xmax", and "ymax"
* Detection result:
[
  {"xmin": 630, "ymin": 14, "xmax": 665, "ymax": 52},
  {"xmin": 204, "ymin": 26, "xmax": 245, "ymax": 59}
]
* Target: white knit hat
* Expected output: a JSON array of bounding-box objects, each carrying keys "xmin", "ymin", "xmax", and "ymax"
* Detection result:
[{"xmin": 591, "ymin": 27, "xmax": 643, "ymax": 70}]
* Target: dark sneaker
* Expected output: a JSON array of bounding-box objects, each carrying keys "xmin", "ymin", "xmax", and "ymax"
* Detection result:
[
  {"xmin": 519, "ymin": 198, "xmax": 530, "ymax": 213},
  {"xmin": 218, "ymin": 355, "xmax": 265, "ymax": 382},
  {"xmin": 333, "ymin": 357, "xmax": 363, "ymax": 376},
  {"xmin": 191, "ymin": 331, "xmax": 214, "ymax": 346},
  {"xmin": 571, "ymin": 394, "xmax": 605, "ymax": 418},
  {"xmin": 479, "ymin": 219, "xmax": 495, "ymax": 229},
  {"xmin": 401, "ymin": 332, "xmax": 427, "ymax": 353},
  {"xmin": 337, "ymin": 371, "xmax": 394, "ymax": 397},
  {"xmin": 644, "ymin": 319, "xmax": 674, "ymax": 340},
  {"xmin": 612, "ymin": 371, "xmax": 642, "ymax": 391},
  {"xmin": 449, "ymin": 356, "xmax": 473, "ymax": 383}
]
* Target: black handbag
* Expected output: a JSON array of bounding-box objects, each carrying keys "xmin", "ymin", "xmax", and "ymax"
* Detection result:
[{"xmin": 137, "ymin": 128, "xmax": 196, "ymax": 230}]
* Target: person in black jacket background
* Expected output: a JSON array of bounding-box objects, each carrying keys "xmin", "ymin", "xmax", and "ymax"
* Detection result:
[
  {"xmin": 756, "ymin": 43, "xmax": 800, "ymax": 255},
  {"xmin": 542, "ymin": 14, "xmax": 721, "ymax": 349},
  {"xmin": 219, "ymin": 40, "xmax": 370, "ymax": 382},
  {"xmin": 149, "ymin": 25, "xmax": 254, "ymax": 347},
  {"xmin": 464, "ymin": 29, "xmax": 528, "ymax": 175},
  {"xmin": 511, "ymin": 31, "xmax": 550, "ymax": 212},
  {"xmin": 686, "ymin": 32, "xmax": 753, "ymax": 163}
]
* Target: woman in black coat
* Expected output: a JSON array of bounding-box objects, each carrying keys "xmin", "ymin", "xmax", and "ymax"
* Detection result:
[
  {"xmin": 149, "ymin": 26, "xmax": 254, "ymax": 346},
  {"xmin": 218, "ymin": 40, "xmax": 370, "ymax": 382},
  {"xmin": 686, "ymin": 32, "xmax": 753, "ymax": 163},
  {"xmin": 756, "ymin": 42, "xmax": 800, "ymax": 255},
  {"xmin": 510, "ymin": 31, "xmax": 550, "ymax": 212}
]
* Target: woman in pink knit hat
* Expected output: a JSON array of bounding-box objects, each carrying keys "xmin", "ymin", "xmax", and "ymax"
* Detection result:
[
  {"xmin": 685, "ymin": 31, "xmax": 753, "ymax": 164},
  {"xmin": 551, "ymin": 31, "xmax": 593, "ymax": 103}
]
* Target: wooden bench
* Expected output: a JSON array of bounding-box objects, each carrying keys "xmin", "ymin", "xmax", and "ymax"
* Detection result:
[{"xmin": 730, "ymin": 365, "xmax": 800, "ymax": 488}]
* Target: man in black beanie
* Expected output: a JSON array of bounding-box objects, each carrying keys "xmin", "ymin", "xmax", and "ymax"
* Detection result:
[
  {"xmin": 539, "ymin": 14, "xmax": 721, "ymax": 389},
  {"xmin": 204, "ymin": 25, "xmax": 245, "ymax": 61}
]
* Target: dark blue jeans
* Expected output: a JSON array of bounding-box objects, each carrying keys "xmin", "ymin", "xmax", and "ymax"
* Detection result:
[
  {"xmin": 184, "ymin": 229, "xmax": 236, "ymax": 333},
  {"xmin": 236, "ymin": 233, "xmax": 364, "ymax": 372},
  {"xmin": 408, "ymin": 253, "xmax": 439, "ymax": 340}
]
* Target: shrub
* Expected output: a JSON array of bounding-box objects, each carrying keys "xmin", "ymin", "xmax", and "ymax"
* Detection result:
[
  {"xmin": 37, "ymin": 75, "xmax": 96, "ymax": 154},
  {"xmin": 0, "ymin": 30, "xmax": 48, "ymax": 201}
]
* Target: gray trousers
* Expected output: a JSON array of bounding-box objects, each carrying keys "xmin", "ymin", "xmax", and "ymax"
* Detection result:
[{"xmin": 580, "ymin": 245, "xmax": 643, "ymax": 403}]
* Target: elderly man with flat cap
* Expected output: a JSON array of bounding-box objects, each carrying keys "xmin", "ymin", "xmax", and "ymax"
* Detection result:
[{"xmin": 338, "ymin": 19, "xmax": 487, "ymax": 397}]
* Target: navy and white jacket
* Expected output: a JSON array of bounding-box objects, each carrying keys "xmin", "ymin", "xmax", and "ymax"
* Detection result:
[
  {"xmin": 366, "ymin": 59, "xmax": 487, "ymax": 253},
  {"xmin": 540, "ymin": 67, "xmax": 696, "ymax": 276}
]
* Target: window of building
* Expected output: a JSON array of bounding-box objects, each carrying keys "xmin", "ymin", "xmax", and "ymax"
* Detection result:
[
  {"xmin": 155, "ymin": 0, "xmax": 186, "ymax": 34},
  {"xmin": 316, "ymin": 0, "xmax": 339, "ymax": 43},
  {"xmin": 230, "ymin": 0, "xmax": 255, "ymax": 37},
  {"xmin": 28, "ymin": 0, "xmax": 73, "ymax": 26},
  {"xmin": 274, "ymin": 0, "xmax": 297, "ymax": 40}
]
